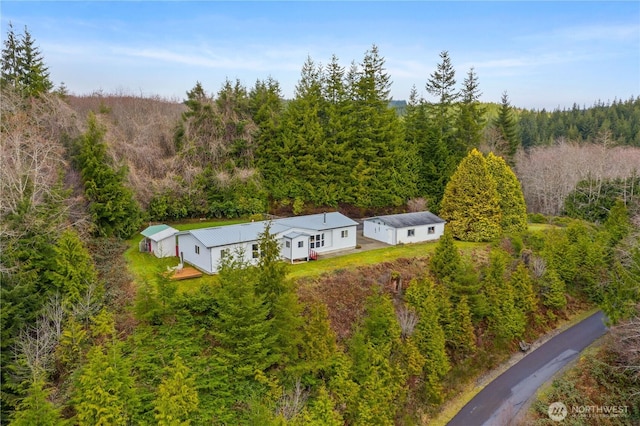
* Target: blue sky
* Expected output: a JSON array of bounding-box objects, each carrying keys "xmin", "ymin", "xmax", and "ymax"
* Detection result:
[{"xmin": 2, "ymin": 1, "xmax": 639, "ymax": 110}]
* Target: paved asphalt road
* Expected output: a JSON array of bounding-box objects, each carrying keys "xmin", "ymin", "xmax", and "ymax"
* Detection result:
[{"xmin": 448, "ymin": 311, "xmax": 608, "ymax": 426}]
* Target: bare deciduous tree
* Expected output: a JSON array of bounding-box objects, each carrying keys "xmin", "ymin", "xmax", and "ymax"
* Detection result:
[
  {"xmin": 515, "ymin": 142, "xmax": 640, "ymax": 215},
  {"xmin": 397, "ymin": 304, "xmax": 419, "ymax": 339},
  {"xmin": 275, "ymin": 378, "xmax": 308, "ymax": 421}
]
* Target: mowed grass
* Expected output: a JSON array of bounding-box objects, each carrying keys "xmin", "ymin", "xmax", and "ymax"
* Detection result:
[
  {"xmin": 287, "ymin": 240, "xmax": 485, "ymax": 280},
  {"xmin": 123, "ymin": 218, "xmax": 248, "ymax": 292},
  {"xmin": 124, "ymin": 221, "xmax": 555, "ymax": 289}
]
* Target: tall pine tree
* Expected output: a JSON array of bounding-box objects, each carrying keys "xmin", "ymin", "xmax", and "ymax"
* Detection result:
[
  {"xmin": 494, "ymin": 92, "xmax": 521, "ymax": 164},
  {"xmin": 76, "ymin": 114, "xmax": 142, "ymax": 238}
]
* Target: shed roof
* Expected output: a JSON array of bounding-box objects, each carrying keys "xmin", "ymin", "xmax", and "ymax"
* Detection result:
[
  {"xmin": 141, "ymin": 224, "xmax": 178, "ymax": 242},
  {"xmin": 365, "ymin": 211, "xmax": 445, "ymax": 229}
]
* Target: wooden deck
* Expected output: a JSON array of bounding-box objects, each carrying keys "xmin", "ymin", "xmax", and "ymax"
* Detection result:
[{"xmin": 170, "ymin": 266, "xmax": 203, "ymax": 280}]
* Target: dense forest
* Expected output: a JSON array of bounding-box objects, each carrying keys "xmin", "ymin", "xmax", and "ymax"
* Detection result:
[{"xmin": 1, "ymin": 25, "xmax": 639, "ymax": 424}]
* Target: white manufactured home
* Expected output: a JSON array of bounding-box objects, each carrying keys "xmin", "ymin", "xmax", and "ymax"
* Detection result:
[
  {"xmin": 139, "ymin": 224, "xmax": 179, "ymax": 258},
  {"xmin": 363, "ymin": 211, "xmax": 445, "ymax": 245},
  {"xmin": 177, "ymin": 212, "xmax": 358, "ymax": 274}
]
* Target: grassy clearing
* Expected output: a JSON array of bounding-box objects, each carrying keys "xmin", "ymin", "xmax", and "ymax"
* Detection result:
[
  {"xmin": 124, "ymin": 222, "xmax": 552, "ymax": 290},
  {"xmin": 287, "ymin": 240, "xmax": 484, "ymax": 280},
  {"xmin": 124, "ymin": 218, "xmax": 247, "ymax": 291}
]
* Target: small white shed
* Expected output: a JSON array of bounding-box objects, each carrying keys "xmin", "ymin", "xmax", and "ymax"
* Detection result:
[
  {"xmin": 140, "ymin": 224, "xmax": 178, "ymax": 258},
  {"xmin": 363, "ymin": 211, "xmax": 445, "ymax": 245}
]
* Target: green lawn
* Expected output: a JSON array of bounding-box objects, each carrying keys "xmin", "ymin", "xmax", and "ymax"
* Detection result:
[
  {"xmin": 124, "ymin": 218, "xmax": 248, "ymax": 291},
  {"xmin": 287, "ymin": 240, "xmax": 484, "ymax": 280},
  {"xmin": 124, "ymin": 221, "xmax": 553, "ymax": 288}
]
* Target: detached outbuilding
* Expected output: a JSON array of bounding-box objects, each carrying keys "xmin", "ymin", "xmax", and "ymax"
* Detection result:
[
  {"xmin": 140, "ymin": 224, "xmax": 179, "ymax": 258},
  {"xmin": 363, "ymin": 211, "xmax": 445, "ymax": 245}
]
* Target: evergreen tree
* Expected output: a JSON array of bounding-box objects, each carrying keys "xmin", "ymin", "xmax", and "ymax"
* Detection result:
[
  {"xmin": 485, "ymin": 152, "xmax": 528, "ymax": 234},
  {"xmin": 347, "ymin": 292, "xmax": 406, "ymax": 423},
  {"xmin": 429, "ymin": 229, "xmax": 463, "ymax": 284},
  {"xmin": 1, "ymin": 22, "xmax": 20, "ymax": 90},
  {"xmin": 76, "ymin": 114, "xmax": 142, "ymax": 238},
  {"xmin": 510, "ymin": 261, "xmax": 538, "ymax": 318},
  {"xmin": 354, "ymin": 349, "xmax": 403, "ymax": 425},
  {"xmin": 405, "ymin": 278, "xmax": 449, "ymax": 403},
  {"xmin": 17, "ymin": 27, "xmax": 53, "ymax": 97},
  {"xmin": 251, "ymin": 77, "xmax": 284, "ymax": 197},
  {"xmin": 494, "ymin": 92, "xmax": 520, "ymax": 163},
  {"xmin": 603, "ymin": 251, "xmax": 640, "ymax": 325},
  {"xmin": 405, "ymin": 86, "xmax": 449, "ymax": 211},
  {"xmin": 298, "ymin": 302, "xmax": 337, "ymax": 377},
  {"xmin": 56, "ymin": 317, "xmax": 87, "ymax": 371},
  {"xmin": 418, "ymin": 51, "xmax": 460, "ymax": 210},
  {"xmin": 322, "ymin": 55, "xmax": 354, "ymax": 206},
  {"xmin": 540, "ymin": 268, "xmax": 567, "ymax": 311},
  {"xmin": 483, "ymin": 250, "xmax": 525, "ymax": 342},
  {"xmin": 440, "ymin": 149, "xmax": 502, "ymax": 241},
  {"xmin": 213, "ymin": 253, "xmax": 276, "ymax": 392},
  {"xmin": 278, "ymin": 56, "xmax": 330, "ymax": 204},
  {"xmin": 154, "ymin": 355, "xmax": 200, "ymax": 425},
  {"xmin": 454, "ymin": 67, "xmax": 485, "ymax": 159},
  {"xmin": 257, "ymin": 223, "xmax": 302, "ymax": 366},
  {"xmin": 449, "ymin": 295, "xmax": 477, "ymax": 356},
  {"xmin": 604, "ymin": 198, "xmax": 632, "ymax": 246},
  {"xmin": 1, "ymin": 23, "xmax": 52, "ymax": 96},
  {"xmin": 47, "ymin": 229, "xmax": 99, "ymax": 309},
  {"xmin": 425, "ymin": 50, "xmax": 458, "ymax": 118},
  {"xmin": 73, "ymin": 343, "xmax": 139, "ymax": 425},
  {"xmin": 348, "ymin": 45, "xmax": 418, "ymax": 207},
  {"xmin": 10, "ymin": 378, "xmax": 62, "ymax": 426},
  {"xmin": 302, "ymin": 384, "xmax": 343, "ymax": 426}
]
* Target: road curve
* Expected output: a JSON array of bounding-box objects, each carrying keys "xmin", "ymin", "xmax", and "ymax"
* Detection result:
[{"xmin": 448, "ymin": 311, "xmax": 608, "ymax": 426}]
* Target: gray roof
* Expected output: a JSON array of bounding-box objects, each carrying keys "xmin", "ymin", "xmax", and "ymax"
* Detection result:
[
  {"xmin": 277, "ymin": 212, "xmax": 358, "ymax": 230},
  {"xmin": 284, "ymin": 231, "xmax": 311, "ymax": 239},
  {"xmin": 188, "ymin": 222, "xmax": 291, "ymax": 248},
  {"xmin": 183, "ymin": 212, "xmax": 357, "ymax": 248},
  {"xmin": 366, "ymin": 211, "xmax": 445, "ymax": 228}
]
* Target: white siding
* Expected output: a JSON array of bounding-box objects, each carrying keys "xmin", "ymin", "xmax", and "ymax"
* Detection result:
[
  {"xmin": 325, "ymin": 226, "xmax": 357, "ymax": 252},
  {"xmin": 363, "ymin": 220, "xmax": 395, "ymax": 245},
  {"xmin": 396, "ymin": 223, "xmax": 444, "ymax": 244},
  {"xmin": 364, "ymin": 220, "xmax": 444, "ymax": 245},
  {"xmin": 177, "ymin": 233, "xmax": 213, "ymax": 273},
  {"xmin": 287, "ymin": 236, "xmax": 309, "ymax": 260},
  {"xmin": 151, "ymin": 236, "xmax": 176, "ymax": 258}
]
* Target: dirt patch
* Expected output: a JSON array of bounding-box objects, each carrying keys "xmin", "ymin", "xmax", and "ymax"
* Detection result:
[{"xmin": 296, "ymin": 257, "xmax": 430, "ymax": 340}]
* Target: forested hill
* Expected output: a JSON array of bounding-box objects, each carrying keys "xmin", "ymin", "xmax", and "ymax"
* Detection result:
[{"xmin": 518, "ymin": 97, "xmax": 640, "ymax": 148}]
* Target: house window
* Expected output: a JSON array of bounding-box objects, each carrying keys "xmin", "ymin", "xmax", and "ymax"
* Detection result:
[
  {"xmin": 428, "ymin": 226, "xmax": 435, "ymax": 234},
  {"xmin": 195, "ymin": 245, "xmax": 200, "ymax": 254},
  {"xmin": 252, "ymin": 243, "xmax": 260, "ymax": 259},
  {"xmin": 285, "ymin": 241, "xmax": 291, "ymax": 248},
  {"xmin": 341, "ymin": 230, "xmax": 348, "ymax": 238},
  {"xmin": 221, "ymin": 248, "xmax": 229, "ymax": 258},
  {"xmin": 298, "ymin": 241, "xmax": 304, "ymax": 248},
  {"xmin": 407, "ymin": 229, "xmax": 415, "ymax": 237}
]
